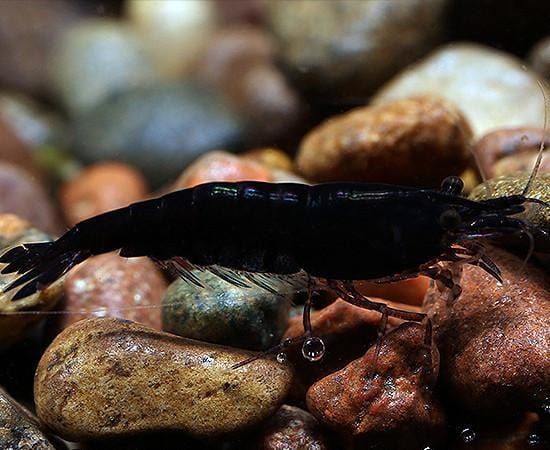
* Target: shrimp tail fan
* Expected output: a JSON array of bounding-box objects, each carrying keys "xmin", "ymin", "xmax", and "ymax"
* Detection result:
[{"xmin": 0, "ymin": 242, "xmax": 89, "ymax": 300}]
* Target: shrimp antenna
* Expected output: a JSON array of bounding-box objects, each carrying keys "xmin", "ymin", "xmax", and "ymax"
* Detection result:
[{"xmin": 522, "ymin": 78, "xmax": 548, "ymax": 196}]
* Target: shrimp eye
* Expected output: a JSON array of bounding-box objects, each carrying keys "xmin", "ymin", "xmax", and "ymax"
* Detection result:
[
  {"xmin": 440, "ymin": 209, "xmax": 462, "ymax": 230},
  {"xmin": 441, "ymin": 176, "xmax": 464, "ymax": 195}
]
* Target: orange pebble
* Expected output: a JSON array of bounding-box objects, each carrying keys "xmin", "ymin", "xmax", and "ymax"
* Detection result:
[
  {"xmin": 355, "ymin": 276, "xmax": 430, "ymax": 307},
  {"xmin": 59, "ymin": 162, "xmax": 148, "ymax": 225},
  {"xmin": 174, "ymin": 151, "xmax": 273, "ymax": 189}
]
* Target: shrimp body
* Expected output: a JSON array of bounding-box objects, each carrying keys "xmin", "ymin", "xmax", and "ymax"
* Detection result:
[{"xmin": 0, "ymin": 180, "xmax": 544, "ymax": 301}]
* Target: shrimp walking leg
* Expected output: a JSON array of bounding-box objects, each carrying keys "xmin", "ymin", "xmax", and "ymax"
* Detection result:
[{"xmin": 328, "ymin": 280, "xmax": 441, "ymax": 378}]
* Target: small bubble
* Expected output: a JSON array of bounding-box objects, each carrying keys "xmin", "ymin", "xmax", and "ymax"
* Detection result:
[
  {"xmin": 276, "ymin": 352, "xmax": 287, "ymax": 363},
  {"xmin": 460, "ymin": 427, "xmax": 476, "ymax": 444},
  {"xmin": 527, "ymin": 433, "xmax": 540, "ymax": 446},
  {"xmin": 302, "ymin": 336, "xmax": 325, "ymax": 362}
]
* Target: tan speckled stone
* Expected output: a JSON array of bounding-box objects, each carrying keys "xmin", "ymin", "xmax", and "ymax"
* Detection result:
[
  {"xmin": 470, "ymin": 173, "xmax": 550, "ymax": 252},
  {"xmin": 0, "ymin": 214, "xmax": 64, "ymax": 348},
  {"xmin": 296, "ymin": 96, "xmax": 472, "ymax": 187},
  {"xmin": 35, "ymin": 318, "xmax": 293, "ymax": 441}
]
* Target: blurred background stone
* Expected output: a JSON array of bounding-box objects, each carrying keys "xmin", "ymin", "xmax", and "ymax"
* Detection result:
[
  {"xmin": 0, "ymin": 163, "xmax": 62, "ymax": 235},
  {"xmin": 266, "ymin": 0, "xmax": 446, "ymax": 102},
  {"xmin": 126, "ymin": 0, "xmax": 216, "ymax": 80},
  {"xmin": 71, "ymin": 83, "xmax": 243, "ymax": 188},
  {"xmin": 59, "ymin": 161, "xmax": 148, "ymax": 226},
  {"xmin": 372, "ymin": 43, "xmax": 546, "ymax": 138},
  {"xmin": 528, "ymin": 36, "xmax": 550, "ymax": 80},
  {"xmin": 50, "ymin": 19, "xmax": 159, "ymax": 115},
  {"xmin": 0, "ymin": 0, "xmax": 85, "ymax": 98}
]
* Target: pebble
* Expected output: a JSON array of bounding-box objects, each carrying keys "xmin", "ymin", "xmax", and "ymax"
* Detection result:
[
  {"xmin": 170, "ymin": 150, "xmax": 307, "ymax": 191},
  {"xmin": 258, "ymin": 404, "xmax": 330, "ymax": 450},
  {"xmin": 354, "ymin": 276, "xmax": 430, "ymax": 307},
  {"xmin": 296, "ymin": 96, "xmax": 472, "ymax": 186},
  {"xmin": 283, "ymin": 298, "xmax": 404, "ymax": 388},
  {"xmin": 427, "ymin": 247, "xmax": 550, "ymax": 417},
  {"xmin": 162, "ymin": 271, "xmax": 292, "ymax": 351},
  {"xmin": 243, "ymin": 148, "xmax": 294, "ymax": 173},
  {"xmin": 0, "ymin": 386, "xmax": 63, "ymax": 450},
  {"xmin": 266, "ymin": 0, "xmax": 446, "ymax": 99},
  {"xmin": 50, "ymin": 19, "xmax": 158, "ymax": 115},
  {"xmin": 528, "ymin": 36, "xmax": 550, "ymax": 80},
  {"xmin": 0, "ymin": 162, "xmax": 62, "ymax": 235},
  {"xmin": 173, "ymin": 150, "xmax": 272, "ymax": 189},
  {"xmin": 193, "ymin": 26, "xmax": 274, "ymax": 87},
  {"xmin": 35, "ymin": 318, "xmax": 293, "ymax": 441},
  {"xmin": 126, "ymin": 0, "xmax": 216, "ymax": 79},
  {"xmin": 372, "ymin": 43, "xmax": 546, "ymax": 138},
  {"xmin": 473, "ymin": 127, "xmax": 550, "ymax": 179},
  {"xmin": 0, "ymin": 92, "xmax": 67, "ymax": 149},
  {"xmin": 0, "ymin": 0, "xmax": 83, "ymax": 96},
  {"xmin": 0, "ymin": 118, "xmax": 38, "ymax": 176},
  {"xmin": 72, "ymin": 83, "xmax": 242, "ymax": 188},
  {"xmin": 194, "ymin": 25, "xmax": 306, "ymax": 146},
  {"xmin": 55, "ymin": 253, "xmax": 166, "ymax": 332},
  {"xmin": 306, "ymin": 322, "xmax": 445, "ymax": 449},
  {"xmin": 0, "ymin": 214, "xmax": 63, "ymax": 348},
  {"xmin": 59, "ymin": 162, "xmax": 148, "ymax": 226},
  {"xmin": 469, "ymin": 173, "xmax": 550, "ymax": 252}
]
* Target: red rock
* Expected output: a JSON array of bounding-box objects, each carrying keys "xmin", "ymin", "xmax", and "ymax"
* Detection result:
[
  {"xmin": 427, "ymin": 247, "xmax": 550, "ymax": 417},
  {"xmin": 284, "ymin": 298, "xmax": 411, "ymax": 391},
  {"xmin": 59, "ymin": 162, "xmax": 148, "ymax": 225},
  {"xmin": 54, "ymin": 253, "xmax": 166, "ymax": 332},
  {"xmin": 306, "ymin": 322, "xmax": 445, "ymax": 449}
]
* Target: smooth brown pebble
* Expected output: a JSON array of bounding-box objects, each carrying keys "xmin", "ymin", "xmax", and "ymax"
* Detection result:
[
  {"xmin": 35, "ymin": 318, "xmax": 293, "ymax": 441},
  {"xmin": 473, "ymin": 127, "xmax": 550, "ymax": 179},
  {"xmin": 0, "ymin": 386, "xmax": 64, "ymax": 449},
  {"xmin": 306, "ymin": 322, "xmax": 444, "ymax": 449},
  {"xmin": 427, "ymin": 247, "xmax": 550, "ymax": 417},
  {"xmin": 56, "ymin": 253, "xmax": 166, "ymax": 331},
  {"xmin": 296, "ymin": 96, "xmax": 472, "ymax": 186},
  {"xmin": 0, "ymin": 214, "xmax": 64, "ymax": 348},
  {"xmin": 259, "ymin": 404, "xmax": 330, "ymax": 450},
  {"xmin": 0, "ymin": 162, "xmax": 61, "ymax": 234},
  {"xmin": 59, "ymin": 162, "xmax": 148, "ymax": 225}
]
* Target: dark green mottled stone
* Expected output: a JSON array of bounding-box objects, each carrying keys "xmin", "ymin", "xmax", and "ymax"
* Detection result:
[{"xmin": 162, "ymin": 271, "xmax": 294, "ymax": 351}]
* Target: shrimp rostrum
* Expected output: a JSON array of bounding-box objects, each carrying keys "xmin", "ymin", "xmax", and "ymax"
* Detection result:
[{"xmin": 0, "ymin": 178, "xmax": 548, "ymax": 358}]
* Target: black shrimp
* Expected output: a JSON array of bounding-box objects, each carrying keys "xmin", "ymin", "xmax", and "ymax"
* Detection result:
[{"xmin": 1, "ymin": 175, "xmax": 548, "ymax": 362}]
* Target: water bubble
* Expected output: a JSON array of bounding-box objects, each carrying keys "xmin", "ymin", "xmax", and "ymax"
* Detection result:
[
  {"xmin": 302, "ymin": 336, "xmax": 325, "ymax": 362},
  {"xmin": 276, "ymin": 352, "xmax": 287, "ymax": 363},
  {"xmin": 527, "ymin": 433, "xmax": 540, "ymax": 446},
  {"xmin": 460, "ymin": 427, "xmax": 476, "ymax": 444}
]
